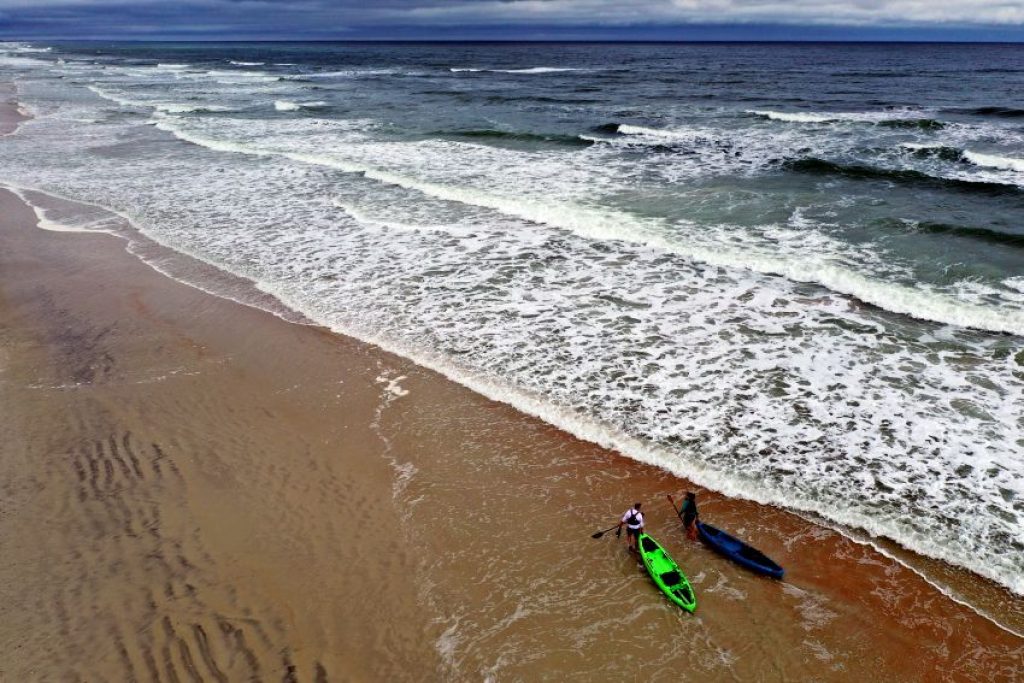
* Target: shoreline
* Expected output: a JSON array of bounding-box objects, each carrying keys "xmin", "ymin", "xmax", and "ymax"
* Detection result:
[
  {"xmin": 6, "ymin": 132, "xmax": 1021, "ymax": 608},
  {"xmin": 7, "ymin": 155, "xmax": 1024, "ymax": 629},
  {"xmin": 2, "ymin": 100, "xmax": 1022, "ymax": 678},
  {"xmin": 9, "ymin": 175, "xmax": 1024, "ymax": 635}
]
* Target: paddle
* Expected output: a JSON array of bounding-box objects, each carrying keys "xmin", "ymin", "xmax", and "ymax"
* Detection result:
[
  {"xmin": 666, "ymin": 494, "xmax": 684, "ymax": 523},
  {"xmin": 591, "ymin": 524, "xmax": 620, "ymax": 539}
]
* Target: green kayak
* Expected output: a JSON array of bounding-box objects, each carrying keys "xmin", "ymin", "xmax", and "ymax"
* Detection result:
[{"xmin": 637, "ymin": 533, "xmax": 697, "ymax": 613}]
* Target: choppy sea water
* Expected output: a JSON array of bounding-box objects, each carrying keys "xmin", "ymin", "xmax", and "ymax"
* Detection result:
[{"xmin": 1, "ymin": 41, "xmax": 1021, "ymax": 598}]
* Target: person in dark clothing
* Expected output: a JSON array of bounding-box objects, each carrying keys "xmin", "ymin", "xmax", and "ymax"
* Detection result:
[{"xmin": 680, "ymin": 492, "xmax": 699, "ymax": 541}]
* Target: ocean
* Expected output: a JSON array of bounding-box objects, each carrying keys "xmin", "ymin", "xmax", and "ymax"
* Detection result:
[{"xmin": 1, "ymin": 41, "xmax": 1022, "ymax": 601}]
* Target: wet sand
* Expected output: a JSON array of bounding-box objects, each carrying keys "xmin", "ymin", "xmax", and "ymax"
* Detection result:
[
  {"xmin": 1, "ymin": 97, "xmax": 1022, "ymax": 679},
  {"xmin": 0, "ymin": 187, "xmax": 439, "ymax": 680}
]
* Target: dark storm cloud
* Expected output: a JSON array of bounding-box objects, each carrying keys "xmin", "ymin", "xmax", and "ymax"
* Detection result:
[{"xmin": 0, "ymin": 0, "xmax": 1021, "ymax": 39}]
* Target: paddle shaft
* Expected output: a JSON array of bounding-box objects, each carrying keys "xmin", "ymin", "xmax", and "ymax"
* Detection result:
[{"xmin": 666, "ymin": 494, "xmax": 684, "ymax": 523}]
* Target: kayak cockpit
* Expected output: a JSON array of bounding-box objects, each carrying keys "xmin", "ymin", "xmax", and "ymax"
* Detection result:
[
  {"xmin": 700, "ymin": 523, "xmax": 741, "ymax": 551},
  {"xmin": 697, "ymin": 522, "xmax": 784, "ymax": 578},
  {"xmin": 660, "ymin": 570, "xmax": 682, "ymax": 586},
  {"xmin": 738, "ymin": 545, "xmax": 780, "ymax": 570}
]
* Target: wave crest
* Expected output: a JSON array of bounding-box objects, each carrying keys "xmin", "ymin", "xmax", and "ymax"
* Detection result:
[
  {"xmin": 784, "ymin": 158, "xmax": 1022, "ymax": 196},
  {"xmin": 274, "ymin": 100, "xmax": 327, "ymax": 112},
  {"xmin": 748, "ymin": 109, "xmax": 944, "ymax": 129}
]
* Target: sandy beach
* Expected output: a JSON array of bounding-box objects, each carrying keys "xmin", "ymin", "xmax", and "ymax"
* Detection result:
[{"xmin": 1, "ymin": 91, "xmax": 1022, "ymax": 681}]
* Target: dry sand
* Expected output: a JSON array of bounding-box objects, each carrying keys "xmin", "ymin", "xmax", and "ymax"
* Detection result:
[{"xmin": 1, "ymin": 92, "xmax": 1022, "ymax": 681}]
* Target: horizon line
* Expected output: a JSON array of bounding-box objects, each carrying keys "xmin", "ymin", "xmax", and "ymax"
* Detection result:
[{"xmin": 11, "ymin": 38, "xmax": 1024, "ymax": 44}]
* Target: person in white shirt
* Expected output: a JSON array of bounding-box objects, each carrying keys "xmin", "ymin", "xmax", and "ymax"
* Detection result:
[{"xmin": 616, "ymin": 502, "xmax": 645, "ymax": 552}]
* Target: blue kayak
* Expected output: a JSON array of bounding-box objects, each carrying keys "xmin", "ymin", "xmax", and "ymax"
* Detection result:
[{"xmin": 696, "ymin": 521, "xmax": 784, "ymax": 579}]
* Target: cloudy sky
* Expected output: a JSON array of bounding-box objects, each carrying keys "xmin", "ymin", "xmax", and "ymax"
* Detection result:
[{"xmin": 2, "ymin": 0, "xmax": 1023, "ymax": 40}]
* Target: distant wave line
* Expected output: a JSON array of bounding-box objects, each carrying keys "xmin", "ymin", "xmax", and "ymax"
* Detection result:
[
  {"xmin": 747, "ymin": 109, "xmax": 945, "ymax": 129},
  {"xmin": 450, "ymin": 66, "xmax": 586, "ymax": 74}
]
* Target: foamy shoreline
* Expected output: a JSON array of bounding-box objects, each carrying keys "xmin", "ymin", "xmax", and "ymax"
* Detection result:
[
  {"xmin": 2, "ymin": 75, "xmax": 1022, "ymax": 678},
  {"xmin": 1, "ymin": 187, "xmax": 1022, "ymax": 680}
]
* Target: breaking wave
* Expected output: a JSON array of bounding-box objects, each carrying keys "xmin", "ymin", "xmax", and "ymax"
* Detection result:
[
  {"xmin": 945, "ymin": 106, "xmax": 1024, "ymax": 118},
  {"xmin": 438, "ymin": 129, "xmax": 594, "ymax": 148},
  {"xmin": 748, "ymin": 109, "xmax": 945, "ymax": 129},
  {"xmin": 784, "ymin": 158, "xmax": 1023, "ymax": 196},
  {"xmin": 450, "ymin": 67, "xmax": 584, "ymax": 74},
  {"xmin": 274, "ymin": 99, "xmax": 328, "ymax": 112}
]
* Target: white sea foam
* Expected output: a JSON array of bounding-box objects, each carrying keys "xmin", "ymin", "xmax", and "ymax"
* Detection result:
[
  {"xmin": 617, "ymin": 123, "xmax": 680, "ymax": 138},
  {"xmin": 293, "ymin": 69, "xmax": 395, "ymax": 79},
  {"xmin": 0, "ymin": 54, "xmax": 49, "ymax": 68},
  {"xmin": 963, "ymin": 150, "xmax": 1024, "ymax": 173},
  {"xmin": 87, "ymin": 85, "xmax": 143, "ymax": 108},
  {"xmin": 4, "ymin": 184, "xmax": 119, "ymax": 234},
  {"xmin": 229, "ymin": 60, "xmax": 265, "ymax": 66},
  {"xmin": 87, "ymin": 86, "xmax": 231, "ymax": 114},
  {"xmin": 503, "ymin": 67, "xmax": 583, "ymax": 73},
  {"xmin": 158, "ymin": 102, "xmax": 232, "ymax": 114},
  {"xmin": 274, "ymin": 99, "xmax": 326, "ymax": 111},
  {"xmin": 4, "ymin": 44, "xmax": 51, "ymax": 53},
  {"xmin": 748, "ymin": 109, "xmax": 923, "ymax": 124},
  {"xmin": 202, "ymin": 69, "xmax": 279, "ymax": 84},
  {"xmin": 749, "ymin": 110, "xmax": 852, "ymax": 123},
  {"xmin": 332, "ymin": 199, "xmax": 468, "ymax": 233},
  {"xmin": 451, "ymin": 67, "xmax": 583, "ymax": 74},
  {"xmin": 613, "ymin": 123, "xmax": 732, "ymax": 148},
  {"xmin": 377, "ymin": 373, "xmax": 410, "ymax": 398}
]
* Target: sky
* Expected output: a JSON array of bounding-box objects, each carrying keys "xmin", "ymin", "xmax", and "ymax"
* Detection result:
[{"xmin": 1, "ymin": 0, "xmax": 1023, "ymax": 41}]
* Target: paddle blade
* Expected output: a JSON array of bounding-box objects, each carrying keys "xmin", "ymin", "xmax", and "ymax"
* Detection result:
[{"xmin": 591, "ymin": 531, "xmax": 605, "ymax": 539}]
